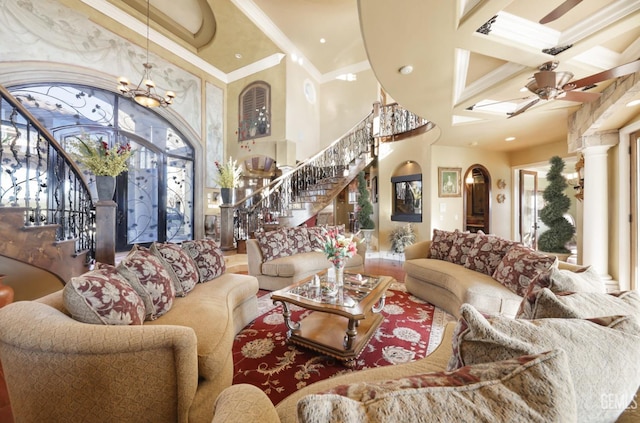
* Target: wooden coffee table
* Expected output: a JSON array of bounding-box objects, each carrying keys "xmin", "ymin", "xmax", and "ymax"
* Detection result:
[{"xmin": 271, "ymin": 271, "xmax": 394, "ymax": 367}]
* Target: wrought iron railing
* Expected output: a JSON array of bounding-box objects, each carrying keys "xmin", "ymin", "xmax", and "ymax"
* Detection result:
[
  {"xmin": 0, "ymin": 84, "xmax": 95, "ymax": 257},
  {"xmin": 231, "ymin": 101, "xmax": 433, "ymax": 241}
]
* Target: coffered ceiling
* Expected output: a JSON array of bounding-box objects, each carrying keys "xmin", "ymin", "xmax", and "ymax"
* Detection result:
[{"xmin": 105, "ymin": 0, "xmax": 640, "ymax": 152}]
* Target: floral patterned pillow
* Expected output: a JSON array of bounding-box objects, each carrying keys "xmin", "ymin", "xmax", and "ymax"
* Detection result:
[
  {"xmin": 117, "ymin": 249, "xmax": 176, "ymax": 320},
  {"xmin": 463, "ymin": 233, "xmax": 517, "ymax": 275},
  {"xmin": 255, "ymin": 228, "xmax": 292, "ymax": 262},
  {"xmin": 181, "ymin": 239, "xmax": 226, "ymax": 282},
  {"xmin": 307, "ymin": 227, "xmax": 326, "ymax": 251},
  {"xmin": 63, "ymin": 264, "xmax": 146, "ymax": 325},
  {"xmin": 446, "ymin": 231, "xmax": 478, "ymax": 265},
  {"xmin": 151, "ymin": 242, "xmax": 199, "ymax": 296},
  {"xmin": 428, "ymin": 229, "xmax": 457, "ymax": 260},
  {"xmin": 491, "ymin": 245, "xmax": 557, "ymax": 296},
  {"xmin": 287, "ymin": 227, "xmax": 313, "ymax": 254}
]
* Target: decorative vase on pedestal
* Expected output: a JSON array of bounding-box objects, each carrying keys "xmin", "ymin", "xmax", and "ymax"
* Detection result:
[
  {"xmin": 95, "ymin": 175, "xmax": 116, "ymax": 202},
  {"xmin": 220, "ymin": 187, "xmax": 235, "ymax": 205}
]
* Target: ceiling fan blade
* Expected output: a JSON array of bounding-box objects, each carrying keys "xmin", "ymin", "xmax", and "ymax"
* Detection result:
[
  {"xmin": 539, "ymin": 0, "xmax": 583, "ymax": 24},
  {"xmin": 507, "ymin": 98, "xmax": 541, "ymax": 118},
  {"xmin": 559, "ymin": 90, "xmax": 601, "ymax": 103},
  {"xmin": 563, "ymin": 59, "xmax": 640, "ymax": 90}
]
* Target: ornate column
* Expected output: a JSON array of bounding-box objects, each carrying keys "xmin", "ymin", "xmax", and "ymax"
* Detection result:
[
  {"xmin": 95, "ymin": 200, "xmax": 116, "ymax": 265},
  {"xmin": 580, "ymin": 133, "xmax": 617, "ymax": 288},
  {"xmin": 219, "ymin": 204, "xmax": 236, "ymax": 251}
]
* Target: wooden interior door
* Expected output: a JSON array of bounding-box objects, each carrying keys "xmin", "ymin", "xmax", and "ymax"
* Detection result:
[{"xmin": 519, "ymin": 170, "xmax": 538, "ymax": 249}]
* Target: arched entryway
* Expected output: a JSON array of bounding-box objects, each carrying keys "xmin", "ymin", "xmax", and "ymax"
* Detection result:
[{"xmin": 463, "ymin": 164, "xmax": 491, "ymax": 233}]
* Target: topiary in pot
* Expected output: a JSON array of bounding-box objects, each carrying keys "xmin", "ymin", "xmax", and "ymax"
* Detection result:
[
  {"xmin": 538, "ymin": 156, "xmax": 575, "ymax": 254},
  {"xmin": 356, "ymin": 171, "xmax": 375, "ymax": 230}
]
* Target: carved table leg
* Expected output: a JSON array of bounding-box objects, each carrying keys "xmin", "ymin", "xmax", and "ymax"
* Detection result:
[
  {"xmin": 273, "ymin": 300, "xmax": 300, "ymax": 338},
  {"xmin": 343, "ymin": 318, "xmax": 358, "ymax": 350},
  {"xmin": 371, "ymin": 293, "xmax": 387, "ymax": 313}
]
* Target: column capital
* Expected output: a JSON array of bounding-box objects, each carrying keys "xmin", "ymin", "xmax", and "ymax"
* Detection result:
[{"xmin": 576, "ymin": 130, "xmax": 618, "ymax": 153}]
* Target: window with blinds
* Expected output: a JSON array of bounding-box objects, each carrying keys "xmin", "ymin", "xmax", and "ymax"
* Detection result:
[{"xmin": 238, "ymin": 81, "xmax": 271, "ymax": 141}]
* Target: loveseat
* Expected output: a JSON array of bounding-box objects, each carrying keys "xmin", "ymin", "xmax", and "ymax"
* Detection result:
[
  {"xmin": 248, "ymin": 226, "xmax": 366, "ymax": 291},
  {"xmin": 210, "ymin": 266, "xmax": 640, "ymax": 423},
  {"xmin": 403, "ymin": 229, "xmax": 586, "ymax": 318},
  {"xmin": 0, "ymin": 239, "xmax": 259, "ymax": 423}
]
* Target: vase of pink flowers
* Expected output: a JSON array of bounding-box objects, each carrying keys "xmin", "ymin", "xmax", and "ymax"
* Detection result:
[{"xmin": 318, "ymin": 228, "xmax": 358, "ymax": 287}]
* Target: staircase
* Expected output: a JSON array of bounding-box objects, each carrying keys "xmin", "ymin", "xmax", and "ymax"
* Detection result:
[
  {"xmin": 232, "ymin": 101, "xmax": 433, "ymax": 240},
  {"xmin": 0, "ymin": 85, "xmax": 95, "ymax": 284},
  {"xmin": 0, "ymin": 207, "xmax": 89, "ymax": 283}
]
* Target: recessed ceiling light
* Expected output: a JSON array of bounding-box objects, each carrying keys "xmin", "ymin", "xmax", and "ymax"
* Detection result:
[
  {"xmin": 320, "ymin": 38, "xmax": 326, "ymax": 44},
  {"xmin": 399, "ymin": 65, "xmax": 413, "ymax": 75},
  {"xmin": 520, "ymin": 87, "xmax": 528, "ymax": 92},
  {"xmin": 470, "ymin": 141, "xmax": 478, "ymax": 146},
  {"xmin": 235, "ymin": 53, "xmax": 242, "ymax": 59},
  {"xmin": 626, "ymin": 99, "xmax": 640, "ymax": 107},
  {"xmin": 505, "ymin": 136, "xmax": 516, "ymax": 142}
]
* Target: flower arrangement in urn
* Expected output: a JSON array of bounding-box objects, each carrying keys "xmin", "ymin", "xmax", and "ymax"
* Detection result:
[
  {"xmin": 71, "ymin": 136, "xmax": 133, "ymax": 177},
  {"xmin": 213, "ymin": 157, "xmax": 243, "ymax": 188}
]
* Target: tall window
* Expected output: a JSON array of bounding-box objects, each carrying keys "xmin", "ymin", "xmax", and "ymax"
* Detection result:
[
  {"xmin": 8, "ymin": 83, "xmax": 195, "ymax": 251},
  {"xmin": 238, "ymin": 81, "xmax": 271, "ymax": 141}
]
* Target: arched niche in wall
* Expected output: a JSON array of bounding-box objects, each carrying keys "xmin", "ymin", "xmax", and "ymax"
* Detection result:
[
  {"xmin": 463, "ymin": 164, "xmax": 491, "ymax": 233},
  {"xmin": 391, "ymin": 161, "xmax": 422, "ymax": 222}
]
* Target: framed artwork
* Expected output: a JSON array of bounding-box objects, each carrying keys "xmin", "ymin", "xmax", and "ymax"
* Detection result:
[
  {"xmin": 438, "ymin": 167, "xmax": 461, "ymax": 197},
  {"xmin": 391, "ymin": 173, "xmax": 422, "ymax": 222}
]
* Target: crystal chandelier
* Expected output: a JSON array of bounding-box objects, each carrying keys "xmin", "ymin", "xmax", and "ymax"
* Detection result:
[{"xmin": 117, "ymin": 0, "xmax": 175, "ymax": 108}]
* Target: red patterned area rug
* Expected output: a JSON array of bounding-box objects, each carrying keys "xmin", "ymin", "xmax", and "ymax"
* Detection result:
[{"xmin": 232, "ymin": 282, "xmax": 455, "ymax": 405}]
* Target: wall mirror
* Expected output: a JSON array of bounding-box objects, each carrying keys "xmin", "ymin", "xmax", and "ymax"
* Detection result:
[{"xmin": 463, "ymin": 164, "xmax": 491, "ymax": 233}]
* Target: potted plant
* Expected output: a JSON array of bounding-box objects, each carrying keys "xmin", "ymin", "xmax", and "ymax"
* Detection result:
[
  {"xmin": 538, "ymin": 155, "xmax": 575, "ymax": 260},
  {"xmin": 70, "ymin": 136, "xmax": 133, "ymax": 201},
  {"xmin": 389, "ymin": 223, "xmax": 416, "ymax": 254},
  {"xmin": 214, "ymin": 157, "xmax": 243, "ymax": 204},
  {"xmin": 356, "ymin": 171, "xmax": 375, "ymax": 250}
]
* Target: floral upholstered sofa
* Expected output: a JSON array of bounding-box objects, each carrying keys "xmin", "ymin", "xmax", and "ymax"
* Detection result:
[
  {"xmin": 0, "ymin": 239, "xmax": 259, "ymax": 423},
  {"xmin": 210, "ymin": 265, "xmax": 640, "ymax": 423},
  {"xmin": 247, "ymin": 225, "xmax": 366, "ymax": 291},
  {"xmin": 403, "ymin": 229, "xmax": 589, "ymax": 318}
]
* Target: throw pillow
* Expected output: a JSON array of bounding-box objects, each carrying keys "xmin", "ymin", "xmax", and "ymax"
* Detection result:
[
  {"xmin": 492, "ymin": 245, "xmax": 557, "ymax": 296},
  {"xmin": 297, "ymin": 350, "xmax": 576, "ymax": 423},
  {"xmin": 428, "ymin": 228, "xmax": 457, "ymax": 260},
  {"xmin": 255, "ymin": 228, "xmax": 292, "ymax": 262},
  {"xmin": 117, "ymin": 249, "xmax": 176, "ymax": 320},
  {"xmin": 64, "ymin": 264, "xmax": 146, "ymax": 325},
  {"xmin": 150, "ymin": 242, "xmax": 199, "ymax": 296},
  {"xmin": 181, "ymin": 239, "xmax": 226, "ymax": 281},
  {"xmin": 448, "ymin": 304, "xmax": 640, "ymax": 423},
  {"xmin": 287, "ymin": 227, "xmax": 313, "ymax": 254},
  {"xmin": 463, "ymin": 233, "xmax": 517, "ymax": 275},
  {"xmin": 517, "ymin": 288, "xmax": 640, "ymax": 321},
  {"xmin": 446, "ymin": 231, "xmax": 477, "ymax": 265},
  {"xmin": 307, "ymin": 226, "xmax": 326, "ymax": 251},
  {"xmin": 525, "ymin": 265, "xmax": 606, "ymax": 296}
]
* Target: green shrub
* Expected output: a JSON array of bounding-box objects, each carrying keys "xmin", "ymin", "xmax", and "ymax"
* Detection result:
[{"xmin": 538, "ymin": 156, "xmax": 574, "ymax": 253}]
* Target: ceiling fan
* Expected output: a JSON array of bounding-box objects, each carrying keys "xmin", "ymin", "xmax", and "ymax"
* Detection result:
[{"xmin": 506, "ymin": 58, "xmax": 640, "ymax": 118}]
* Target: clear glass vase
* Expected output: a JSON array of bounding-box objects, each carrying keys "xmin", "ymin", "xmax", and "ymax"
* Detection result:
[{"xmin": 334, "ymin": 261, "xmax": 345, "ymax": 287}]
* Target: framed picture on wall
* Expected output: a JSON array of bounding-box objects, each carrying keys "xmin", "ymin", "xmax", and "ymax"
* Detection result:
[{"xmin": 438, "ymin": 167, "xmax": 461, "ymax": 197}]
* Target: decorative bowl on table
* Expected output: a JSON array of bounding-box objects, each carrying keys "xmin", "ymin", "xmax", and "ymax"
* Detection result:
[{"xmin": 320, "ymin": 281, "xmax": 339, "ymax": 297}]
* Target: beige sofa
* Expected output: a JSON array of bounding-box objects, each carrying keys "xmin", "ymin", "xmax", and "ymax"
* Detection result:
[
  {"xmin": 211, "ymin": 321, "xmax": 640, "ymax": 423},
  {"xmin": 0, "ymin": 255, "xmax": 259, "ymax": 423},
  {"xmin": 403, "ymin": 238, "xmax": 583, "ymax": 318},
  {"xmin": 247, "ymin": 226, "xmax": 366, "ymax": 291}
]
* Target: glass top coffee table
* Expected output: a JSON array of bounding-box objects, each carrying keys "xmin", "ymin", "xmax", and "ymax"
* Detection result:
[{"xmin": 271, "ymin": 270, "xmax": 394, "ymax": 367}]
